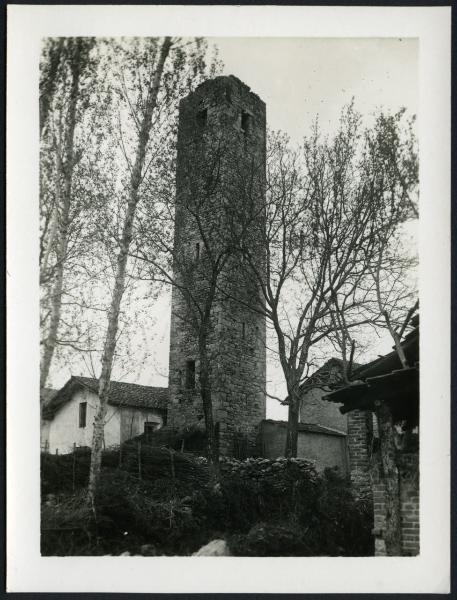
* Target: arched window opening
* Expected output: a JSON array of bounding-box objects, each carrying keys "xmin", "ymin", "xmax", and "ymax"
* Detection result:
[{"xmin": 241, "ymin": 111, "xmax": 252, "ymax": 134}]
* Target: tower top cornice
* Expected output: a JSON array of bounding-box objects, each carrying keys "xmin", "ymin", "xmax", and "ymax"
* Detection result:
[{"xmin": 180, "ymin": 74, "xmax": 265, "ymax": 111}]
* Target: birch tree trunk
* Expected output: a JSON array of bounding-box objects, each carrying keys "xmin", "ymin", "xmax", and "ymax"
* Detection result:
[
  {"xmin": 40, "ymin": 40, "xmax": 82, "ymax": 391},
  {"xmin": 87, "ymin": 37, "xmax": 172, "ymax": 508},
  {"xmin": 40, "ymin": 151, "xmax": 61, "ymax": 280},
  {"xmin": 40, "ymin": 38, "xmax": 64, "ymax": 136}
]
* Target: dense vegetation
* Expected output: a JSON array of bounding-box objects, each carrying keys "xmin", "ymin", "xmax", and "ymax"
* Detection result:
[{"xmin": 41, "ymin": 440, "xmax": 373, "ymax": 556}]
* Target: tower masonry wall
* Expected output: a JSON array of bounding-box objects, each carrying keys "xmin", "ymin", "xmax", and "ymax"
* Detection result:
[{"xmin": 168, "ymin": 76, "xmax": 267, "ymax": 455}]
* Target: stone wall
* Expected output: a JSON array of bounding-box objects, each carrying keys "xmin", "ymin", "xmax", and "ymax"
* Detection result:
[
  {"xmin": 168, "ymin": 76, "xmax": 267, "ymax": 455},
  {"xmin": 300, "ymin": 386, "xmax": 348, "ymax": 433},
  {"xmin": 372, "ymin": 453, "xmax": 419, "ymax": 556}
]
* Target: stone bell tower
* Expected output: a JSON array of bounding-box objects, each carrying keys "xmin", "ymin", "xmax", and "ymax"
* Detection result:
[{"xmin": 167, "ymin": 75, "xmax": 266, "ymax": 456}]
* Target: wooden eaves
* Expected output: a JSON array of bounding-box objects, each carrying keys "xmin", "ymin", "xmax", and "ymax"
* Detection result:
[{"xmin": 324, "ymin": 366, "xmax": 419, "ymax": 426}]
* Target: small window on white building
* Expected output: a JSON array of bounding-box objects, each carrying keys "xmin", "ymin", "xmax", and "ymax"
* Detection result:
[{"xmin": 79, "ymin": 402, "xmax": 87, "ymax": 428}]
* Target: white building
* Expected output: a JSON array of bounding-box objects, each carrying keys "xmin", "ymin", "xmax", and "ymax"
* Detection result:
[{"xmin": 42, "ymin": 376, "xmax": 168, "ymax": 454}]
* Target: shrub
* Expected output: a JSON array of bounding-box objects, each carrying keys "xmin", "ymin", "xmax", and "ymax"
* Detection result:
[
  {"xmin": 217, "ymin": 456, "xmax": 320, "ymax": 529},
  {"xmin": 41, "ymin": 453, "xmax": 373, "ymax": 556},
  {"xmin": 41, "ymin": 449, "xmax": 91, "ymax": 495},
  {"xmin": 310, "ymin": 468, "xmax": 374, "ymax": 556},
  {"xmin": 41, "ymin": 489, "xmax": 96, "ymax": 556},
  {"xmin": 216, "ymin": 461, "xmax": 372, "ymax": 556},
  {"xmin": 229, "ymin": 522, "xmax": 312, "ymax": 556},
  {"xmin": 41, "ymin": 469, "xmax": 214, "ymax": 556},
  {"xmin": 41, "ymin": 443, "xmax": 210, "ymax": 497}
]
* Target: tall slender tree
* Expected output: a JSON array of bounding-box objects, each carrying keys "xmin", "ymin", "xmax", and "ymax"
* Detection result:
[
  {"xmin": 40, "ymin": 38, "xmax": 97, "ymax": 391},
  {"xmin": 87, "ymin": 36, "xmax": 221, "ymax": 503},
  {"xmin": 39, "ymin": 38, "xmax": 64, "ymax": 137},
  {"xmin": 87, "ymin": 37, "xmax": 173, "ymax": 504}
]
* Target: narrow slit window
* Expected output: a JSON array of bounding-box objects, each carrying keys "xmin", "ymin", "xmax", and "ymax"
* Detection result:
[
  {"xmin": 186, "ymin": 359, "xmax": 196, "ymax": 389},
  {"xmin": 242, "ymin": 322, "xmax": 246, "ymax": 339},
  {"xmin": 241, "ymin": 111, "xmax": 251, "ymax": 134},
  {"xmin": 225, "ymin": 85, "xmax": 232, "ymax": 103},
  {"xmin": 196, "ymin": 108, "xmax": 207, "ymax": 128},
  {"xmin": 79, "ymin": 402, "xmax": 87, "ymax": 428},
  {"xmin": 195, "ymin": 242, "xmax": 200, "ymax": 260}
]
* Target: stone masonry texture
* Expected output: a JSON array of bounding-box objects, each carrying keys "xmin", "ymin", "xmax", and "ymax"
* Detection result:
[
  {"xmin": 300, "ymin": 386, "xmax": 348, "ymax": 433},
  {"xmin": 372, "ymin": 453, "xmax": 419, "ymax": 556},
  {"xmin": 167, "ymin": 76, "xmax": 267, "ymax": 456}
]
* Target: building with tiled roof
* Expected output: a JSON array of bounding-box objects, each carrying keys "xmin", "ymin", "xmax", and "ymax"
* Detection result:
[
  {"xmin": 297, "ymin": 357, "xmax": 363, "ymax": 435},
  {"xmin": 40, "ymin": 387, "xmax": 57, "ymax": 452},
  {"xmin": 42, "ymin": 376, "xmax": 168, "ymax": 454}
]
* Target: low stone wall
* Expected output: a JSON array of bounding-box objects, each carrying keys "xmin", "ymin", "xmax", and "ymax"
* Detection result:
[{"xmin": 372, "ymin": 453, "xmax": 419, "ymax": 556}]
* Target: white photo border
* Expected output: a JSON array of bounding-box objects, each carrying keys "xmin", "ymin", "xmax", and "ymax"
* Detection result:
[{"xmin": 6, "ymin": 4, "xmax": 451, "ymax": 593}]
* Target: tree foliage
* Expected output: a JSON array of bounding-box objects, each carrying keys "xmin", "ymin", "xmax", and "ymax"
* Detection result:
[
  {"xmin": 40, "ymin": 38, "xmax": 221, "ymax": 389},
  {"xmin": 40, "ymin": 38, "xmax": 103, "ymax": 390}
]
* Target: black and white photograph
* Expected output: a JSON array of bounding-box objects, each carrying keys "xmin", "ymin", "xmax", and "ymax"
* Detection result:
[{"xmin": 6, "ymin": 4, "xmax": 451, "ymax": 594}]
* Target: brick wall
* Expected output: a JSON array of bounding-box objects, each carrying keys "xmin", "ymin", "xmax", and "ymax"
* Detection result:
[
  {"xmin": 372, "ymin": 453, "xmax": 419, "ymax": 556},
  {"xmin": 347, "ymin": 409, "xmax": 373, "ymax": 496}
]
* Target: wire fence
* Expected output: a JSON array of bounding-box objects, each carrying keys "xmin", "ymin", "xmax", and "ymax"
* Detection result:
[{"xmin": 41, "ymin": 437, "xmax": 211, "ymax": 497}]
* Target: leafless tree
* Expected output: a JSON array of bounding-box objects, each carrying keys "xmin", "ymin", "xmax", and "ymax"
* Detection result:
[
  {"xmin": 238, "ymin": 104, "xmax": 418, "ymax": 458},
  {"xmin": 87, "ymin": 37, "xmax": 173, "ymax": 506},
  {"xmin": 325, "ymin": 109, "xmax": 419, "ymax": 556},
  {"xmin": 132, "ymin": 120, "xmax": 263, "ymax": 474},
  {"xmin": 363, "ymin": 109, "xmax": 419, "ymax": 365}
]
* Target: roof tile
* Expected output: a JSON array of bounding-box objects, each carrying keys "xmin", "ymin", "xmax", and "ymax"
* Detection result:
[{"xmin": 43, "ymin": 376, "xmax": 169, "ymax": 418}]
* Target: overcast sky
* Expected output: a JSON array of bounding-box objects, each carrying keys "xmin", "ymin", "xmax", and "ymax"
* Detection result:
[
  {"xmin": 144, "ymin": 37, "xmax": 418, "ymax": 419},
  {"xmin": 54, "ymin": 37, "xmax": 419, "ymax": 420},
  {"xmin": 214, "ymin": 37, "xmax": 418, "ymax": 142}
]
